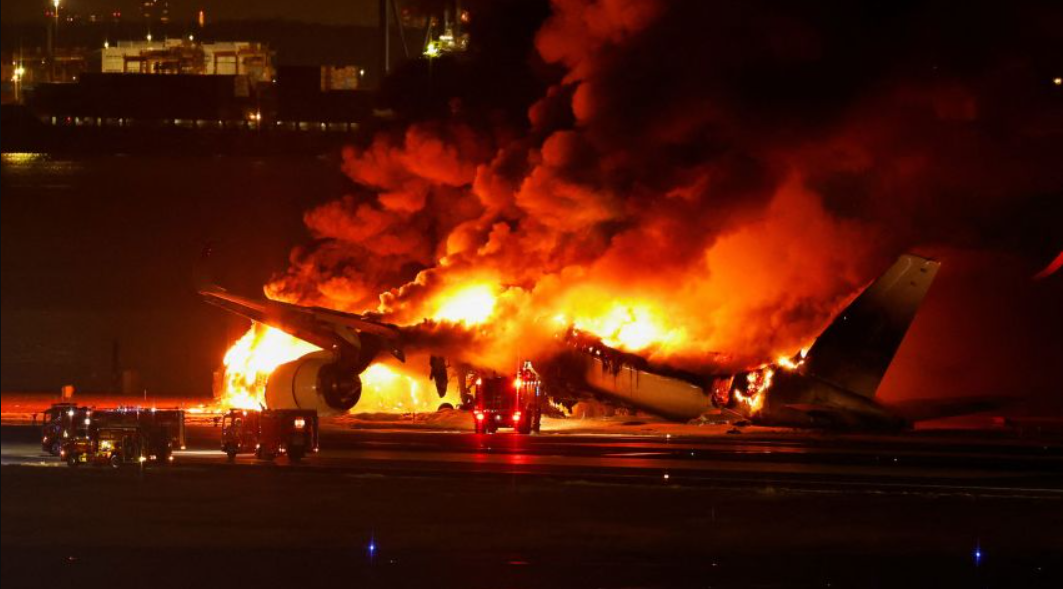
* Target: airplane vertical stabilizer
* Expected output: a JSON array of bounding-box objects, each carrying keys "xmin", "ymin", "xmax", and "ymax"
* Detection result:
[{"xmin": 803, "ymin": 254, "xmax": 940, "ymax": 399}]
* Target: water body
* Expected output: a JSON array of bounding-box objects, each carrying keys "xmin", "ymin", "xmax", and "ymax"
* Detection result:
[{"xmin": 1, "ymin": 153, "xmax": 352, "ymax": 394}]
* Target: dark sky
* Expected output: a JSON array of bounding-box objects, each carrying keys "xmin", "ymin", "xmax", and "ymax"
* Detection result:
[{"xmin": 1, "ymin": 0, "xmax": 381, "ymax": 25}]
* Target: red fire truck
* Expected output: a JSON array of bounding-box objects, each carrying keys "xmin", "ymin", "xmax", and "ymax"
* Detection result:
[
  {"xmin": 61, "ymin": 407, "xmax": 184, "ymax": 467},
  {"xmin": 221, "ymin": 408, "xmax": 319, "ymax": 463},
  {"xmin": 472, "ymin": 362, "xmax": 542, "ymax": 434},
  {"xmin": 41, "ymin": 403, "xmax": 90, "ymax": 455}
]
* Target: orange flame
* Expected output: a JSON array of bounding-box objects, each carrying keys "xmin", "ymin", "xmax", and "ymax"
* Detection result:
[
  {"xmin": 219, "ymin": 323, "xmax": 462, "ymax": 413},
  {"xmin": 570, "ymin": 302, "xmax": 685, "ymax": 353},
  {"xmin": 430, "ymin": 282, "xmax": 498, "ymax": 326},
  {"xmin": 219, "ymin": 323, "xmax": 319, "ymax": 409}
]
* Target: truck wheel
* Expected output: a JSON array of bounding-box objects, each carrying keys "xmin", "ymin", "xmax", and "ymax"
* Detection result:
[
  {"xmin": 110, "ymin": 455, "xmax": 121, "ymax": 469},
  {"xmin": 50, "ymin": 441, "xmax": 62, "ymax": 456},
  {"xmin": 67, "ymin": 454, "xmax": 79, "ymax": 467},
  {"xmin": 226, "ymin": 448, "xmax": 237, "ymax": 462}
]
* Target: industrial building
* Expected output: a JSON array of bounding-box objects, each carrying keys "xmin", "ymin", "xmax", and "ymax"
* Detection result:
[{"xmin": 101, "ymin": 39, "xmax": 273, "ymax": 83}]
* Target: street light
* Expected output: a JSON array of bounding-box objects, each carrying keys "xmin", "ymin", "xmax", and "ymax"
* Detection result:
[
  {"xmin": 52, "ymin": 1, "xmax": 61, "ymax": 82},
  {"xmin": 12, "ymin": 65, "xmax": 25, "ymax": 102}
]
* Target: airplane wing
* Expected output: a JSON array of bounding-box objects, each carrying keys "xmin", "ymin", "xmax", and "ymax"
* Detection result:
[
  {"xmin": 199, "ymin": 283, "xmax": 405, "ymax": 362},
  {"xmin": 196, "ymin": 244, "xmax": 403, "ymax": 360}
]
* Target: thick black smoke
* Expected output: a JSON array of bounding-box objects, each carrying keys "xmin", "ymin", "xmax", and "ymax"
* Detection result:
[{"xmin": 268, "ymin": 1, "xmax": 1062, "ymax": 402}]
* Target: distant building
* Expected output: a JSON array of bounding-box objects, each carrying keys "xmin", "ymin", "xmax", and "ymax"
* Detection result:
[
  {"xmin": 320, "ymin": 66, "xmax": 362, "ymax": 91},
  {"xmin": 101, "ymin": 40, "xmax": 273, "ymax": 83}
]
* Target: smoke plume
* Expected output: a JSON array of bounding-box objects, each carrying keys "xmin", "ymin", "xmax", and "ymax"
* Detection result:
[{"xmin": 266, "ymin": 1, "xmax": 1062, "ymax": 390}]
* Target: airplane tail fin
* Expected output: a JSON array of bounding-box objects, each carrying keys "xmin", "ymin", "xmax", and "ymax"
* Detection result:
[{"xmin": 803, "ymin": 254, "xmax": 940, "ymax": 399}]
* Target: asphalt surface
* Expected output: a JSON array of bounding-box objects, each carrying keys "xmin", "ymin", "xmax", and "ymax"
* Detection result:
[
  {"xmin": 3, "ymin": 421, "xmax": 1062, "ymax": 588},
  {"xmin": 4, "ymin": 422, "xmax": 1062, "ymax": 497}
]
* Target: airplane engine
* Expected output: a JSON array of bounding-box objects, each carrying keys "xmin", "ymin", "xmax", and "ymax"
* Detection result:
[{"xmin": 265, "ymin": 351, "xmax": 361, "ymax": 416}]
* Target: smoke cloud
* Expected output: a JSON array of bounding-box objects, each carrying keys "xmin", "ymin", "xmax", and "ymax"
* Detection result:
[{"xmin": 266, "ymin": 1, "xmax": 1062, "ymax": 394}]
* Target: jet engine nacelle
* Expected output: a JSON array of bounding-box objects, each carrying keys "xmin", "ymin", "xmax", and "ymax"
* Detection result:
[{"xmin": 265, "ymin": 351, "xmax": 362, "ymax": 416}]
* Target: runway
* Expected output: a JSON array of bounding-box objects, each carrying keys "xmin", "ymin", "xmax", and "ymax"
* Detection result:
[
  {"xmin": 4, "ymin": 419, "xmax": 1063, "ymax": 587},
  {"xmin": 4, "ymin": 420, "xmax": 1061, "ymax": 497}
]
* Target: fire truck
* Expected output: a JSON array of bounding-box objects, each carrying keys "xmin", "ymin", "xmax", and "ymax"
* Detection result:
[
  {"xmin": 221, "ymin": 408, "xmax": 319, "ymax": 463},
  {"xmin": 472, "ymin": 362, "xmax": 542, "ymax": 434},
  {"xmin": 41, "ymin": 403, "xmax": 90, "ymax": 455},
  {"xmin": 61, "ymin": 407, "xmax": 184, "ymax": 468}
]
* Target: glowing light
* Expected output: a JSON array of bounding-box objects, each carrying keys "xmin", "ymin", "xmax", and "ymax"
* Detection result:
[
  {"xmin": 146, "ymin": 33, "xmax": 152, "ymax": 41},
  {"xmin": 431, "ymin": 283, "xmax": 498, "ymax": 326},
  {"xmin": 734, "ymin": 368, "xmax": 773, "ymax": 414},
  {"xmin": 572, "ymin": 303, "xmax": 683, "ymax": 352},
  {"xmin": 424, "ymin": 42, "xmax": 440, "ymax": 58},
  {"xmin": 358, "ymin": 363, "xmax": 436, "ymax": 412},
  {"xmin": 1054, "ymin": 77, "xmax": 1062, "ymax": 86},
  {"xmin": 220, "ymin": 324, "xmax": 319, "ymax": 410}
]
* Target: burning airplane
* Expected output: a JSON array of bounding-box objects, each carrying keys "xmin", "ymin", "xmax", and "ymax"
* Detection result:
[
  {"xmin": 193, "ymin": 0, "xmax": 1057, "ymax": 428},
  {"xmin": 201, "ymin": 252, "xmax": 939, "ymax": 430},
  {"xmin": 542, "ymin": 254, "xmax": 940, "ymax": 429}
]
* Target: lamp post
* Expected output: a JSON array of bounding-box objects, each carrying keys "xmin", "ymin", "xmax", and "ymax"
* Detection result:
[{"xmin": 51, "ymin": 0, "xmax": 61, "ymax": 82}]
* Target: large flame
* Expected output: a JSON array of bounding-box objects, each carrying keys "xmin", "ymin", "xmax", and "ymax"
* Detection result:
[
  {"xmin": 220, "ymin": 324, "xmax": 320, "ymax": 409},
  {"xmin": 218, "ymin": 323, "xmax": 461, "ymax": 413},
  {"xmin": 430, "ymin": 283, "xmax": 498, "ymax": 326},
  {"xmin": 570, "ymin": 302, "xmax": 685, "ymax": 353}
]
